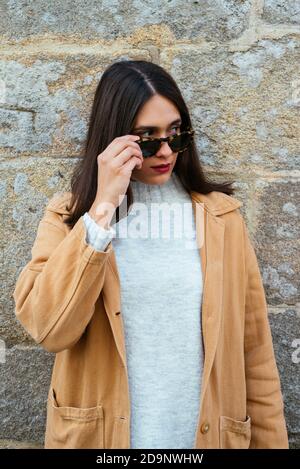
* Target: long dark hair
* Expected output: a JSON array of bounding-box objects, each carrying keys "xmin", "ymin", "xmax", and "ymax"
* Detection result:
[{"xmin": 64, "ymin": 59, "xmax": 235, "ymax": 229}]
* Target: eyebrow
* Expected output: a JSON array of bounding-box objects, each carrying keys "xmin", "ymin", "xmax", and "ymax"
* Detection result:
[{"xmin": 132, "ymin": 118, "xmax": 182, "ymax": 132}]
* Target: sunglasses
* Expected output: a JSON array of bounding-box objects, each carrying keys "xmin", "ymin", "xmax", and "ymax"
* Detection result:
[{"xmin": 134, "ymin": 127, "xmax": 195, "ymax": 158}]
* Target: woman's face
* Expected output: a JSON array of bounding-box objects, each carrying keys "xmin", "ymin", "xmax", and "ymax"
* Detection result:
[{"xmin": 130, "ymin": 94, "xmax": 181, "ymax": 185}]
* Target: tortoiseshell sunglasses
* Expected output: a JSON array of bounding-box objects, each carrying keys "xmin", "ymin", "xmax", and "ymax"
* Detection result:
[{"xmin": 134, "ymin": 127, "xmax": 195, "ymax": 158}]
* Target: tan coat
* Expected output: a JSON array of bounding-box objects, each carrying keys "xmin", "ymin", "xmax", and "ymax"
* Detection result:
[{"xmin": 13, "ymin": 189, "xmax": 289, "ymax": 449}]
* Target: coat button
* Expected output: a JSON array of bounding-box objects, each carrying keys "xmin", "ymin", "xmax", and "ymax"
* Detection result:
[{"xmin": 200, "ymin": 422, "xmax": 210, "ymax": 434}]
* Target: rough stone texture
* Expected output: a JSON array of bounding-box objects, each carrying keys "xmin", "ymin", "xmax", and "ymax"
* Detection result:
[
  {"xmin": 0, "ymin": 0, "xmax": 252, "ymax": 43},
  {"xmin": 160, "ymin": 37, "xmax": 300, "ymax": 172},
  {"xmin": 0, "ymin": 439, "xmax": 43, "ymax": 449},
  {"xmin": 255, "ymin": 180, "xmax": 299, "ymax": 306},
  {"xmin": 0, "ymin": 345, "xmax": 54, "ymax": 444},
  {"xmin": 0, "ymin": 0, "xmax": 299, "ymax": 449},
  {"xmin": 263, "ymin": 1, "xmax": 300, "ymax": 25},
  {"xmin": 269, "ymin": 307, "xmax": 300, "ymax": 449}
]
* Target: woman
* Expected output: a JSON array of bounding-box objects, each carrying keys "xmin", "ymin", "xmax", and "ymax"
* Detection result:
[{"xmin": 13, "ymin": 59, "xmax": 289, "ymax": 449}]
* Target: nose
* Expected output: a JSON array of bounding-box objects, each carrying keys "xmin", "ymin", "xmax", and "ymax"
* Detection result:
[{"xmin": 155, "ymin": 140, "xmax": 173, "ymax": 157}]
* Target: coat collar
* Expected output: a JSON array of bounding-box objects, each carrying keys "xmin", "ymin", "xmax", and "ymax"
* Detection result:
[
  {"xmin": 190, "ymin": 190, "xmax": 243, "ymax": 215},
  {"xmin": 46, "ymin": 191, "xmax": 73, "ymax": 215}
]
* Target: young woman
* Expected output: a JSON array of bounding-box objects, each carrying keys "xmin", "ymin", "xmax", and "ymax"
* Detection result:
[{"xmin": 13, "ymin": 59, "xmax": 289, "ymax": 449}]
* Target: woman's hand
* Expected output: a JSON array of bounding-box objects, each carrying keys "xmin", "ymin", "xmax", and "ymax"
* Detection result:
[{"xmin": 88, "ymin": 134, "xmax": 143, "ymax": 229}]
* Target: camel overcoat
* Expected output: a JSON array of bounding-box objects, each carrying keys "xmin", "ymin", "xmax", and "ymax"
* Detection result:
[{"xmin": 13, "ymin": 190, "xmax": 289, "ymax": 449}]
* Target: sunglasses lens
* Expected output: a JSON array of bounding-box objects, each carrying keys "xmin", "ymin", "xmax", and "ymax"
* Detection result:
[
  {"xmin": 138, "ymin": 140, "xmax": 160, "ymax": 158},
  {"xmin": 169, "ymin": 132, "xmax": 192, "ymax": 152},
  {"xmin": 137, "ymin": 131, "xmax": 193, "ymax": 158}
]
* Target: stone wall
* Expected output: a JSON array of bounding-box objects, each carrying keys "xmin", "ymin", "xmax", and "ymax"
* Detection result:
[{"xmin": 0, "ymin": 0, "xmax": 299, "ymax": 448}]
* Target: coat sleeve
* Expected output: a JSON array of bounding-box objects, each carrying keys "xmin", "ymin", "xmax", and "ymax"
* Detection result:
[
  {"xmin": 13, "ymin": 198, "xmax": 114, "ymax": 353},
  {"xmin": 241, "ymin": 216, "xmax": 289, "ymax": 448},
  {"xmin": 82, "ymin": 211, "xmax": 116, "ymax": 252}
]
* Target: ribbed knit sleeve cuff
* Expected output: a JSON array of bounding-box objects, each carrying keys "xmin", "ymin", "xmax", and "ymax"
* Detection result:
[{"xmin": 83, "ymin": 212, "xmax": 116, "ymax": 252}]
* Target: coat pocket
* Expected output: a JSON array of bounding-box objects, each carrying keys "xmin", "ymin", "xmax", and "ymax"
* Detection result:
[
  {"xmin": 219, "ymin": 415, "xmax": 251, "ymax": 449},
  {"xmin": 45, "ymin": 388, "xmax": 105, "ymax": 449}
]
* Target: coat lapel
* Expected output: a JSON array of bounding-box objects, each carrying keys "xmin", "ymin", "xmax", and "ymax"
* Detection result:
[
  {"xmin": 101, "ymin": 251, "xmax": 126, "ymax": 367},
  {"xmin": 190, "ymin": 191, "xmax": 243, "ymax": 412},
  {"xmin": 191, "ymin": 194, "xmax": 225, "ymax": 410}
]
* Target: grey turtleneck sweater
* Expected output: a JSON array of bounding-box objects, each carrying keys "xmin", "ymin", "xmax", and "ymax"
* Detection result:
[{"xmin": 82, "ymin": 171, "xmax": 204, "ymax": 449}]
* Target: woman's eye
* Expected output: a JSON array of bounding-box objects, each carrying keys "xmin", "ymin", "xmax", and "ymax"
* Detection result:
[{"xmin": 141, "ymin": 126, "xmax": 180, "ymax": 137}]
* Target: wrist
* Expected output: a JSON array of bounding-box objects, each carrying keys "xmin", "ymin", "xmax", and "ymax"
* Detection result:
[{"xmin": 88, "ymin": 199, "xmax": 116, "ymax": 230}]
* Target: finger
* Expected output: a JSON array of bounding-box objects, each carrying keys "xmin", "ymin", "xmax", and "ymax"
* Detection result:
[
  {"xmin": 115, "ymin": 140, "xmax": 143, "ymax": 156},
  {"xmin": 101, "ymin": 138, "xmax": 142, "ymax": 161},
  {"xmin": 121, "ymin": 156, "xmax": 142, "ymax": 173},
  {"xmin": 112, "ymin": 147, "xmax": 143, "ymax": 168},
  {"xmin": 120, "ymin": 134, "xmax": 141, "ymax": 140}
]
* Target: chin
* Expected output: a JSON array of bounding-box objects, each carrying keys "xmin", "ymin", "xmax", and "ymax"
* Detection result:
[{"xmin": 147, "ymin": 173, "xmax": 172, "ymax": 185}]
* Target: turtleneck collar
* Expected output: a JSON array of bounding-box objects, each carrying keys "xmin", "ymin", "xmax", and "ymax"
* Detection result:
[{"xmin": 129, "ymin": 171, "xmax": 190, "ymax": 204}]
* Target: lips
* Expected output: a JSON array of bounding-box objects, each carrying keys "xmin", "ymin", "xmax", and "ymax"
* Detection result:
[{"xmin": 150, "ymin": 163, "xmax": 171, "ymax": 168}]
